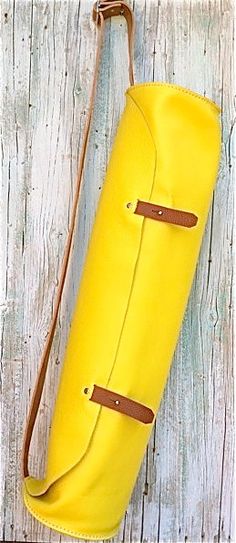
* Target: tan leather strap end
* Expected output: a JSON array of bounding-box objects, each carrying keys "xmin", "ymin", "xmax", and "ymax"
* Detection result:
[
  {"xmin": 135, "ymin": 200, "xmax": 198, "ymax": 228},
  {"xmin": 92, "ymin": 0, "xmax": 133, "ymax": 24},
  {"xmin": 93, "ymin": 1, "xmax": 129, "ymax": 22},
  {"xmin": 89, "ymin": 384, "xmax": 154, "ymax": 424}
]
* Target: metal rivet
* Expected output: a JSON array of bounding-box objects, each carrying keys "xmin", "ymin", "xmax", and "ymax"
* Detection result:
[
  {"xmin": 127, "ymin": 202, "xmax": 132, "ymax": 208},
  {"xmin": 84, "ymin": 387, "xmax": 89, "ymax": 394},
  {"xmin": 158, "ymin": 210, "xmax": 163, "ymax": 215},
  {"xmin": 115, "ymin": 399, "xmax": 120, "ymax": 405}
]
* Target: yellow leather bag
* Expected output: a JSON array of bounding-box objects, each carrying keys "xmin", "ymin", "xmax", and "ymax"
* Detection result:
[{"xmin": 22, "ymin": 1, "xmax": 221, "ymax": 540}]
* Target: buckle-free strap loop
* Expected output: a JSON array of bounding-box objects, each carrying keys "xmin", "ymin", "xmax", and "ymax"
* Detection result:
[
  {"xmin": 135, "ymin": 200, "xmax": 198, "ymax": 228},
  {"xmin": 21, "ymin": 1, "xmax": 135, "ymax": 478},
  {"xmin": 90, "ymin": 384, "xmax": 154, "ymax": 424}
]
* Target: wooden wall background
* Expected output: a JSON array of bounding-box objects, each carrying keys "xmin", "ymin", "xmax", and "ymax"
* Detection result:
[{"xmin": 0, "ymin": 0, "xmax": 234, "ymax": 542}]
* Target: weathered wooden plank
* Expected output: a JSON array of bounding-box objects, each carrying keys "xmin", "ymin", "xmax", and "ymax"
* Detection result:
[{"xmin": 0, "ymin": 0, "xmax": 234, "ymax": 542}]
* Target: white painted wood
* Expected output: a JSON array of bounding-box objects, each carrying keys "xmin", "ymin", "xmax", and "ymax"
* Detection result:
[{"xmin": 0, "ymin": 0, "xmax": 234, "ymax": 541}]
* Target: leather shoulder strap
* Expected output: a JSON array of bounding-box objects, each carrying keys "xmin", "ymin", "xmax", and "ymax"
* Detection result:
[{"xmin": 22, "ymin": 0, "xmax": 135, "ymax": 478}]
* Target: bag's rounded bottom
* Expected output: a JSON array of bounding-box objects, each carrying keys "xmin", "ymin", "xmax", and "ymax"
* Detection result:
[{"xmin": 23, "ymin": 484, "xmax": 119, "ymax": 541}]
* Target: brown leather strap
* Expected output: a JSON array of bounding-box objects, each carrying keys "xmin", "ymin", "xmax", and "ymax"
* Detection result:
[
  {"xmin": 90, "ymin": 384, "xmax": 154, "ymax": 424},
  {"xmin": 135, "ymin": 200, "xmax": 198, "ymax": 228},
  {"xmin": 21, "ymin": 0, "xmax": 135, "ymax": 479}
]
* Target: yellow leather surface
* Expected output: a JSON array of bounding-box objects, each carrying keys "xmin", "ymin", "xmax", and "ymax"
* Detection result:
[{"xmin": 23, "ymin": 82, "xmax": 221, "ymax": 540}]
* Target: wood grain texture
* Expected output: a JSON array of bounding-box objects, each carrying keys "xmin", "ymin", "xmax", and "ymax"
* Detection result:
[{"xmin": 0, "ymin": 0, "xmax": 234, "ymax": 542}]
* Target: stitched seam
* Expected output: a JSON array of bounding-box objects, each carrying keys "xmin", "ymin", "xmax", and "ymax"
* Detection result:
[
  {"xmin": 24, "ymin": 489, "xmax": 118, "ymax": 540},
  {"xmin": 125, "ymin": 82, "xmax": 221, "ymax": 112},
  {"xmin": 103, "ymin": 94, "xmax": 158, "ymax": 392}
]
